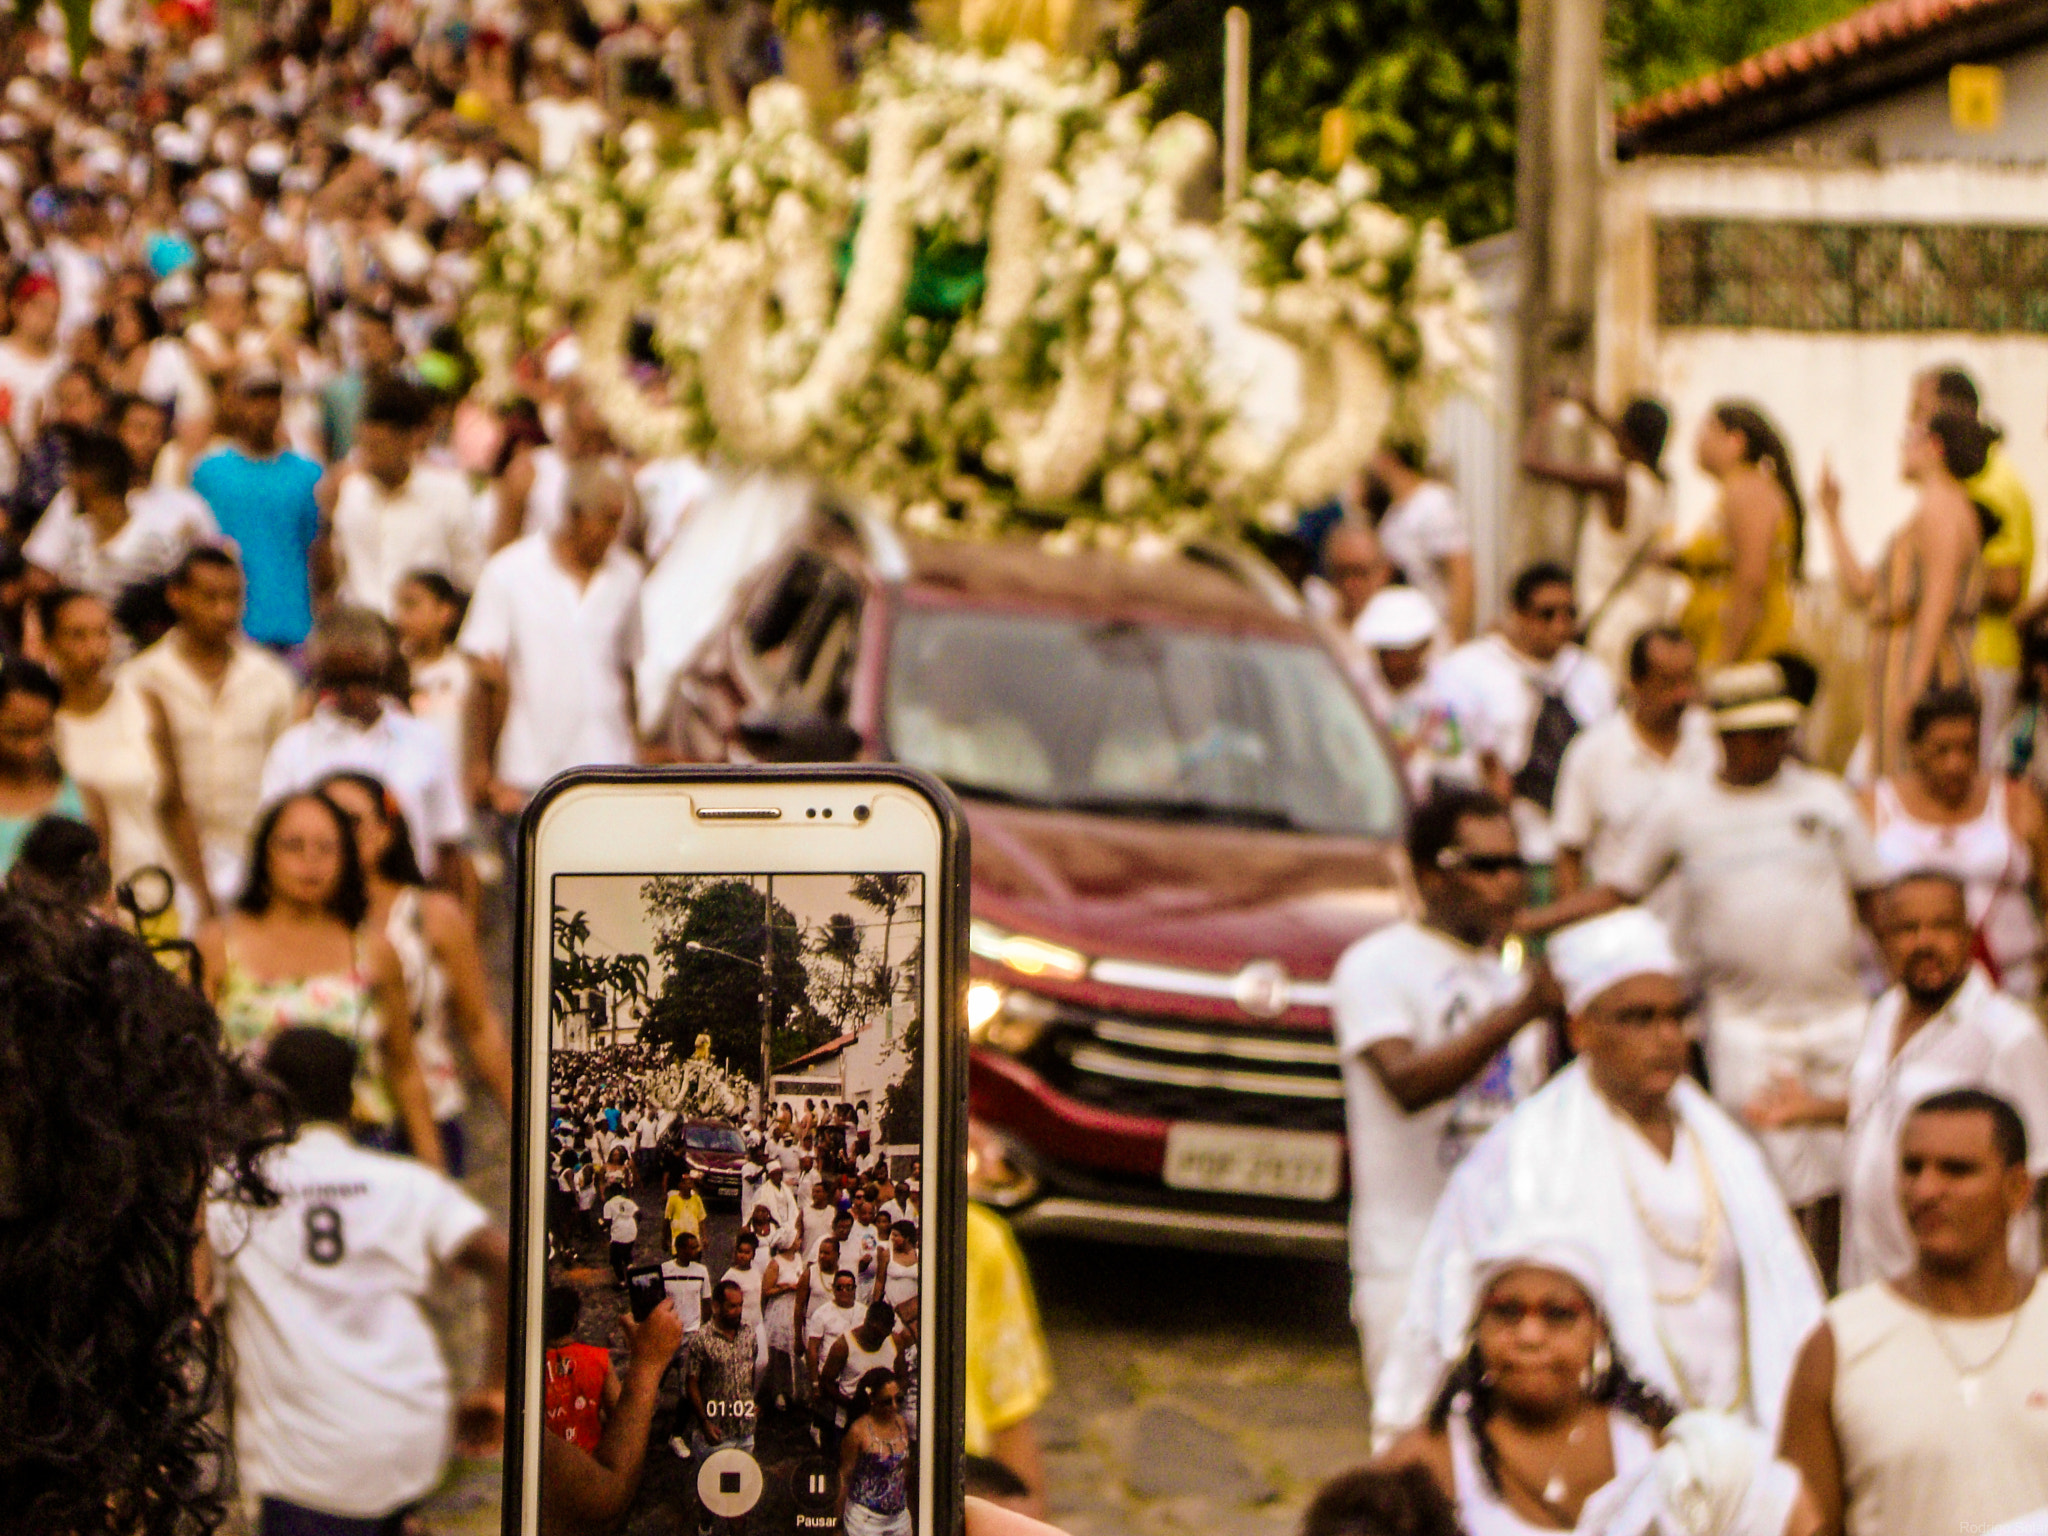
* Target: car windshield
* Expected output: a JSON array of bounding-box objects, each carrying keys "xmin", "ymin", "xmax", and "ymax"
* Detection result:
[
  {"xmin": 884, "ymin": 605, "xmax": 1403, "ymax": 837},
  {"xmin": 685, "ymin": 1126, "xmax": 745, "ymax": 1153}
]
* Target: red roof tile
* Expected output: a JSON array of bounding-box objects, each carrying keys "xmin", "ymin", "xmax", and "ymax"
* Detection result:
[{"xmin": 1618, "ymin": 0, "xmax": 2034, "ymax": 135}]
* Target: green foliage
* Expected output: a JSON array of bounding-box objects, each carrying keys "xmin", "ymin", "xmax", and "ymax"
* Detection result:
[
  {"xmin": 638, "ymin": 877, "xmax": 835, "ymax": 1079},
  {"xmin": 1607, "ymin": 0, "xmax": 1863, "ymax": 103},
  {"xmin": 1125, "ymin": 0, "xmax": 1865, "ymax": 246}
]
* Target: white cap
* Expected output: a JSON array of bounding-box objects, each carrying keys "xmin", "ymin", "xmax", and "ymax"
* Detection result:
[
  {"xmin": 1356, "ymin": 586, "xmax": 1439, "ymax": 650},
  {"xmin": 1548, "ymin": 905, "xmax": 1684, "ymax": 1015}
]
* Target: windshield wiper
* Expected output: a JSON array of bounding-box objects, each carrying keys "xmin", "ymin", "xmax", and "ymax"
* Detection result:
[{"xmin": 1055, "ymin": 795, "xmax": 1303, "ymax": 830}]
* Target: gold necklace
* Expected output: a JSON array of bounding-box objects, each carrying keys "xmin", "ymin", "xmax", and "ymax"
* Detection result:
[
  {"xmin": 1618, "ymin": 1121, "xmax": 1726, "ymax": 1304},
  {"xmin": 1926, "ymin": 1308, "xmax": 2025, "ymax": 1405}
]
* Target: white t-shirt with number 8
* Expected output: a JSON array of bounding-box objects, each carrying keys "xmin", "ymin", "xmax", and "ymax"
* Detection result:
[{"xmin": 206, "ymin": 1123, "xmax": 490, "ymax": 1520}]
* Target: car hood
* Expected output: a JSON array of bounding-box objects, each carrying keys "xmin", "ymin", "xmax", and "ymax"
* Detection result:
[{"xmin": 964, "ymin": 799, "xmax": 1409, "ymax": 984}]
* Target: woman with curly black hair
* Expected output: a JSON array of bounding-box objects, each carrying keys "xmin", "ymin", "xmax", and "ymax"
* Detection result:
[
  {"xmin": 1378, "ymin": 1241, "xmax": 1817, "ymax": 1535},
  {"xmin": 0, "ymin": 888, "xmax": 276, "ymax": 1534}
]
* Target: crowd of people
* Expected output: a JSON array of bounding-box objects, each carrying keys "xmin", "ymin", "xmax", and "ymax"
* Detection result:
[
  {"xmin": 540, "ymin": 1037, "xmax": 951, "ymax": 1533},
  {"xmin": 1306, "ymin": 378, "xmax": 2048, "ymax": 1533},
  {"xmin": 0, "ymin": 0, "xmax": 2043, "ymax": 1527}
]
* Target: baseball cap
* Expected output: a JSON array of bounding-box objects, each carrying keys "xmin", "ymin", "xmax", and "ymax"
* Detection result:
[
  {"xmin": 1706, "ymin": 661, "xmax": 1802, "ymax": 733},
  {"xmin": 1356, "ymin": 586, "xmax": 1440, "ymax": 650}
]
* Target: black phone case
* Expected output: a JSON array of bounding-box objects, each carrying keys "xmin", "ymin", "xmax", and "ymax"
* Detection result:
[{"xmin": 503, "ymin": 765, "xmax": 971, "ymax": 1536}]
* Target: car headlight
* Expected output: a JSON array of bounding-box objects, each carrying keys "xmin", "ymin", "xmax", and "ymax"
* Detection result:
[
  {"xmin": 969, "ymin": 919, "xmax": 1089, "ymax": 980},
  {"xmin": 964, "ymin": 982, "xmax": 1056, "ymax": 1056}
]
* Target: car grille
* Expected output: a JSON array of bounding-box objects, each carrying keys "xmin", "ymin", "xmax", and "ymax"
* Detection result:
[{"xmin": 1028, "ymin": 1009, "xmax": 1346, "ymax": 1133}]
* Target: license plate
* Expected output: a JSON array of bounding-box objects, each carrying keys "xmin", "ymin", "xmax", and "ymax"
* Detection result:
[{"xmin": 1162, "ymin": 1123, "xmax": 1344, "ymax": 1202}]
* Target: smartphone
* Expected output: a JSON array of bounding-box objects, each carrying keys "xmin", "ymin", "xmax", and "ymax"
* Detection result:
[
  {"xmin": 506, "ymin": 767, "xmax": 968, "ymax": 1536},
  {"xmin": 627, "ymin": 1262, "xmax": 668, "ymax": 1322}
]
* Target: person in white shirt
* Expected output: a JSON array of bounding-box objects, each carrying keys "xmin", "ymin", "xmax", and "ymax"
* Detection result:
[
  {"xmin": 799, "ymin": 1177, "xmax": 839, "ymax": 1256},
  {"xmin": 1535, "ymin": 661, "xmax": 1889, "ymax": 1225},
  {"xmin": 807, "ymin": 1265, "xmax": 864, "ymax": 1393},
  {"xmin": 881, "ymin": 1179, "xmax": 918, "ymax": 1231},
  {"xmin": 0, "ymin": 271, "xmax": 65, "ymax": 445},
  {"xmin": 1778, "ymin": 1090, "xmax": 2048, "ymax": 1536},
  {"xmin": 1522, "ymin": 391, "xmax": 1680, "ymax": 681},
  {"xmin": 1378, "ymin": 906, "xmax": 1824, "ymax": 1447},
  {"xmin": 661, "ymin": 1228, "xmax": 712, "ymax": 1333},
  {"xmin": 124, "ymin": 545, "xmax": 298, "ymax": 913},
  {"xmin": 24, "ymin": 425, "xmax": 218, "ymax": 613},
  {"xmin": 1551, "ymin": 626, "xmax": 1718, "ymax": 905},
  {"xmin": 603, "ymin": 1186, "xmax": 640, "ymax": 1286},
  {"xmin": 203, "ymin": 1028, "xmax": 508, "ymax": 1535},
  {"xmin": 1748, "ymin": 870, "xmax": 2048, "ymax": 1290},
  {"xmin": 1368, "ymin": 434, "xmax": 1474, "ymax": 641},
  {"xmin": 459, "ymin": 459, "xmax": 643, "ymax": 813},
  {"xmin": 1330, "ymin": 783, "xmax": 1562, "ymax": 1399},
  {"xmin": 723, "ymin": 1230, "xmax": 766, "ymax": 1331},
  {"xmin": 1353, "ymin": 586, "xmax": 1481, "ymax": 797},
  {"xmin": 326, "ymin": 374, "xmax": 484, "ymax": 618},
  {"xmin": 259, "ymin": 607, "xmax": 471, "ymax": 889},
  {"xmin": 847, "ymin": 1194, "xmax": 884, "ymax": 1293},
  {"xmin": 1432, "ymin": 562, "xmax": 1618, "ymax": 867}
]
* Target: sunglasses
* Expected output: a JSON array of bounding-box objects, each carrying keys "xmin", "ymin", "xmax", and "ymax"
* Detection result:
[{"xmin": 1435, "ymin": 850, "xmax": 1528, "ymax": 875}]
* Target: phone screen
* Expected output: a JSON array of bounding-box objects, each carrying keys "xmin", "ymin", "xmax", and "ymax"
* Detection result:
[{"xmin": 519, "ymin": 777, "xmax": 950, "ymax": 1536}]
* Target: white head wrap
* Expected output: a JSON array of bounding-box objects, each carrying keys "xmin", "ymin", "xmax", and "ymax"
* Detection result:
[
  {"xmin": 1469, "ymin": 1227, "xmax": 1609, "ymax": 1323},
  {"xmin": 1547, "ymin": 906, "xmax": 1683, "ymax": 1016}
]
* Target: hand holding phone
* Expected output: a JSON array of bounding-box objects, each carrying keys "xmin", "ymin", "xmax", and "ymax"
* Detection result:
[{"xmin": 507, "ymin": 769, "xmax": 967, "ymax": 1536}]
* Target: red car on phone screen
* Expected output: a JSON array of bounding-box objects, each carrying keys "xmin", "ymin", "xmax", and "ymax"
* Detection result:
[{"xmin": 668, "ymin": 508, "xmax": 1413, "ymax": 1257}]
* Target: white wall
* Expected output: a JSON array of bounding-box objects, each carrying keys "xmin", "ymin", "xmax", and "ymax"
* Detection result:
[
  {"xmin": 1601, "ymin": 160, "xmax": 2048, "ymax": 578},
  {"xmin": 1747, "ymin": 44, "xmax": 2048, "ymax": 164}
]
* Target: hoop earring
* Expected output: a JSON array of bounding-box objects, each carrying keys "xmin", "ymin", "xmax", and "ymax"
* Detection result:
[{"xmin": 1583, "ymin": 1339, "xmax": 1611, "ymax": 1394}]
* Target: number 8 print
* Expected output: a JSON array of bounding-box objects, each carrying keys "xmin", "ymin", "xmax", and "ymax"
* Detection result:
[{"xmin": 304, "ymin": 1204, "xmax": 346, "ymax": 1265}]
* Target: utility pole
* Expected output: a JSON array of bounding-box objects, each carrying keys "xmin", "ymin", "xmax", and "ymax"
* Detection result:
[
  {"xmin": 1222, "ymin": 8, "xmax": 1250, "ymax": 205},
  {"xmin": 759, "ymin": 874, "xmax": 775, "ymax": 1123},
  {"xmin": 1512, "ymin": 0, "xmax": 1606, "ymax": 571}
]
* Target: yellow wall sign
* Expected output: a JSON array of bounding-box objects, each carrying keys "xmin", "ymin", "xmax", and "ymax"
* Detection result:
[
  {"xmin": 1950, "ymin": 64, "xmax": 2004, "ymax": 133},
  {"xmin": 1319, "ymin": 108, "xmax": 1356, "ymax": 172}
]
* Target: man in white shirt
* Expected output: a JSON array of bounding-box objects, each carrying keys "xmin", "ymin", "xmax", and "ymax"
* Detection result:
[
  {"xmin": 1368, "ymin": 434, "xmax": 1473, "ymax": 641},
  {"xmin": 125, "ymin": 545, "xmax": 298, "ymax": 913},
  {"xmin": 847, "ymin": 1193, "xmax": 883, "ymax": 1294},
  {"xmin": 661, "ymin": 1229, "xmax": 712, "ymax": 1334},
  {"xmin": 1537, "ymin": 661, "xmax": 1889, "ymax": 1221},
  {"xmin": 326, "ymin": 374, "xmax": 483, "ymax": 618},
  {"xmin": 1432, "ymin": 562, "xmax": 1617, "ymax": 866},
  {"xmin": 603, "ymin": 1186, "xmax": 640, "ymax": 1286},
  {"xmin": 24, "ymin": 425, "xmax": 219, "ymax": 608},
  {"xmin": 723, "ymin": 1230, "xmax": 766, "ymax": 1331},
  {"xmin": 1750, "ymin": 870, "xmax": 2048, "ymax": 1289},
  {"xmin": 806, "ymin": 1268, "xmax": 863, "ymax": 1393},
  {"xmin": 1378, "ymin": 907, "xmax": 1824, "ymax": 1446},
  {"xmin": 754, "ymin": 1159, "xmax": 800, "ymax": 1249},
  {"xmin": 799, "ymin": 1177, "xmax": 839, "ymax": 1257},
  {"xmin": 459, "ymin": 459, "xmax": 643, "ymax": 813},
  {"xmin": 1352, "ymin": 586, "xmax": 1480, "ymax": 797},
  {"xmin": 0, "ymin": 271, "xmax": 65, "ymax": 444},
  {"xmin": 204, "ymin": 1028, "xmax": 508, "ymax": 1535},
  {"xmin": 259, "ymin": 607, "xmax": 471, "ymax": 886},
  {"xmin": 1330, "ymin": 783, "xmax": 1562, "ymax": 1399},
  {"xmin": 1779, "ymin": 1090, "xmax": 2048, "ymax": 1536},
  {"xmin": 1551, "ymin": 625, "xmax": 1717, "ymax": 904}
]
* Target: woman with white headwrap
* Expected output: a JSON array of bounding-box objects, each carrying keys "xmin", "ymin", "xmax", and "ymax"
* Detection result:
[
  {"xmin": 1375, "ymin": 907, "xmax": 1824, "ymax": 1449},
  {"xmin": 1377, "ymin": 1232, "xmax": 1818, "ymax": 1536}
]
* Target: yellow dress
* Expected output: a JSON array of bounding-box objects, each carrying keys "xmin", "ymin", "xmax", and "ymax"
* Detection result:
[{"xmin": 1676, "ymin": 508, "xmax": 1798, "ymax": 665}]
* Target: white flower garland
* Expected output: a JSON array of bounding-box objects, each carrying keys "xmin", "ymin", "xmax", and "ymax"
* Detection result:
[{"xmin": 466, "ymin": 41, "xmax": 1494, "ymax": 542}]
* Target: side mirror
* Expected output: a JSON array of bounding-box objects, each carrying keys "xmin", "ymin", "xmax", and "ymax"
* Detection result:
[{"xmin": 736, "ymin": 708, "xmax": 863, "ymax": 764}]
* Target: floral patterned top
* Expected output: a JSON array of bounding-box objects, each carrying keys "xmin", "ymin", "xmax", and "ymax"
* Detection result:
[{"xmin": 217, "ymin": 936, "xmax": 388, "ymax": 1124}]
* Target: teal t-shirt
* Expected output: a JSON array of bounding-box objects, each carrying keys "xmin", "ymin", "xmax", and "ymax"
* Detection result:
[
  {"xmin": 0, "ymin": 777, "xmax": 88, "ymax": 876},
  {"xmin": 190, "ymin": 446, "xmax": 323, "ymax": 649}
]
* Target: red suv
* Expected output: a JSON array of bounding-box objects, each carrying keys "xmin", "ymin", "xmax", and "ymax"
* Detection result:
[{"xmin": 668, "ymin": 510, "xmax": 1412, "ymax": 1257}]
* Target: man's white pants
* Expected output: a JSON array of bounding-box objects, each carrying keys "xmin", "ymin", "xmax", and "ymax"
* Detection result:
[
  {"xmin": 1705, "ymin": 1000, "xmax": 1867, "ymax": 1207},
  {"xmin": 1352, "ymin": 1271, "xmax": 1414, "ymax": 1421}
]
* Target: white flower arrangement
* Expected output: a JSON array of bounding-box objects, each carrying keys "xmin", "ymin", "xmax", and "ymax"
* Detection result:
[{"xmin": 466, "ymin": 40, "xmax": 1494, "ymax": 542}]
